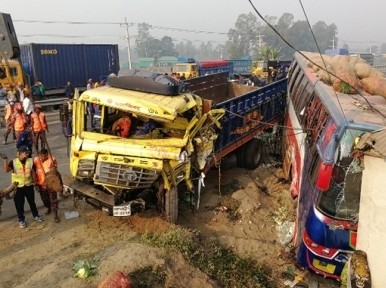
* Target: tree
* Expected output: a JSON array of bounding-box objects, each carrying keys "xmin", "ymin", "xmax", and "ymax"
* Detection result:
[
  {"xmin": 313, "ymin": 21, "xmax": 338, "ymax": 53},
  {"xmin": 159, "ymin": 36, "xmax": 178, "ymax": 57},
  {"xmin": 227, "ymin": 13, "xmax": 261, "ymax": 59},
  {"xmin": 185, "ymin": 41, "xmax": 197, "ymax": 58},
  {"xmin": 135, "ymin": 22, "xmax": 154, "ymax": 58},
  {"xmin": 343, "ymin": 43, "xmax": 349, "ymax": 51},
  {"xmin": 175, "ymin": 41, "xmax": 186, "ymax": 57},
  {"xmin": 258, "ymin": 45, "xmax": 281, "ymax": 60}
]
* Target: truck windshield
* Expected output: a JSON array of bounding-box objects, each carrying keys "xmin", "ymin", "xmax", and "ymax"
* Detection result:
[
  {"xmin": 174, "ymin": 65, "xmax": 190, "ymax": 73},
  {"xmin": 316, "ymin": 129, "xmax": 364, "ymax": 221}
]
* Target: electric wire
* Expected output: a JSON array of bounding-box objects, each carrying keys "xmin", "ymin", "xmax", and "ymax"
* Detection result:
[
  {"xmin": 224, "ymin": 109, "xmax": 314, "ymax": 131},
  {"xmin": 298, "ymin": 0, "xmax": 354, "ymax": 141},
  {"xmin": 247, "ymin": 0, "xmax": 386, "ymax": 120}
]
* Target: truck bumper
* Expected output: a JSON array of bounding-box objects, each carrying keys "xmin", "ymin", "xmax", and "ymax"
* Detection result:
[{"xmin": 61, "ymin": 174, "xmax": 144, "ymax": 216}]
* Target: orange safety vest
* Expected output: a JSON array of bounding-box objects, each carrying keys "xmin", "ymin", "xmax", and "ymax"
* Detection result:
[
  {"xmin": 14, "ymin": 113, "xmax": 27, "ymax": 132},
  {"xmin": 5, "ymin": 104, "xmax": 12, "ymax": 120},
  {"xmin": 42, "ymin": 156, "xmax": 57, "ymax": 173},
  {"xmin": 112, "ymin": 117, "xmax": 131, "ymax": 137},
  {"xmin": 31, "ymin": 112, "xmax": 47, "ymax": 132},
  {"xmin": 33, "ymin": 155, "xmax": 57, "ymax": 185},
  {"xmin": 33, "ymin": 157, "xmax": 45, "ymax": 185}
]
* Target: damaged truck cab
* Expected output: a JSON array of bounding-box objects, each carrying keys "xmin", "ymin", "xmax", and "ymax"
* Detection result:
[{"xmin": 64, "ymin": 76, "xmax": 224, "ymax": 223}]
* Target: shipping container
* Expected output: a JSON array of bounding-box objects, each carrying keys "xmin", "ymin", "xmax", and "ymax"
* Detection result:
[{"xmin": 20, "ymin": 43, "xmax": 120, "ymax": 95}]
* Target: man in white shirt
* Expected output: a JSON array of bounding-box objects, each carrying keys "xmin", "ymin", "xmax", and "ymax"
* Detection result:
[
  {"xmin": 17, "ymin": 82, "xmax": 25, "ymax": 102},
  {"xmin": 86, "ymin": 79, "xmax": 93, "ymax": 90},
  {"xmin": 23, "ymin": 94, "xmax": 34, "ymax": 124}
]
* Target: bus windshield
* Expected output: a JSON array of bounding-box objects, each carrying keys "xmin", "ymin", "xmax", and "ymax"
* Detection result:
[{"xmin": 316, "ymin": 129, "xmax": 364, "ymax": 221}]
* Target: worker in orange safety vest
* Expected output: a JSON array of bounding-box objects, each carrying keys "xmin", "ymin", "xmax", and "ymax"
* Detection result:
[
  {"xmin": 30, "ymin": 104, "xmax": 49, "ymax": 151},
  {"xmin": 9, "ymin": 103, "xmax": 27, "ymax": 142},
  {"xmin": 3, "ymin": 100, "xmax": 17, "ymax": 144},
  {"xmin": 33, "ymin": 148, "xmax": 60, "ymax": 223}
]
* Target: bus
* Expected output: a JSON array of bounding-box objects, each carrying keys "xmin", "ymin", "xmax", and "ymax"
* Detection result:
[{"xmin": 283, "ymin": 51, "xmax": 386, "ymax": 279}]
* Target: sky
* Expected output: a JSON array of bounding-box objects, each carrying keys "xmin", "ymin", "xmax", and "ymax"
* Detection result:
[{"xmin": 1, "ymin": 0, "xmax": 385, "ymax": 56}]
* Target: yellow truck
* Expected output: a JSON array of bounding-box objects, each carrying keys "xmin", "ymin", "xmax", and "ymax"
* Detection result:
[
  {"xmin": 0, "ymin": 12, "xmax": 24, "ymax": 90},
  {"xmin": 0, "ymin": 60, "xmax": 24, "ymax": 89},
  {"xmin": 62, "ymin": 74, "xmax": 225, "ymax": 223},
  {"xmin": 61, "ymin": 72, "xmax": 287, "ymax": 223}
]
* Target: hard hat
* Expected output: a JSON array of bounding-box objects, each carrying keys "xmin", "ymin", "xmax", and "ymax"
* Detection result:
[{"xmin": 34, "ymin": 104, "xmax": 42, "ymax": 109}]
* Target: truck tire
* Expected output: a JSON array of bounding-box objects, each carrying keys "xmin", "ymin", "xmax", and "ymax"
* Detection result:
[
  {"xmin": 235, "ymin": 145, "xmax": 246, "ymax": 168},
  {"xmin": 165, "ymin": 186, "xmax": 178, "ymax": 224},
  {"xmin": 243, "ymin": 139, "xmax": 262, "ymax": 170}
]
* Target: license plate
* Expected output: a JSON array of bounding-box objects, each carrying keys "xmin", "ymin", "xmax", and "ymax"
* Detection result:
[
  {"xmin": 312, "ymin": 259, "xmax": 336, "ymax": 274},
  {"xmin": 63, "ymin": 185, "xmax": 74, "ymax": 195},
  {"xmin": 113, "ymin": 204, "xmax": 131, "ymax": 216}
]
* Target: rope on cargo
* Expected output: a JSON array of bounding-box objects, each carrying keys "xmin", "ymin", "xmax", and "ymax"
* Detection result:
[
  {"xmin": 247, "ymin": 0, "xmax": 386, "ymax": 120},
  {"xmin": 223, "ymin": 109, "xmax": 315, "ymax": 131}
]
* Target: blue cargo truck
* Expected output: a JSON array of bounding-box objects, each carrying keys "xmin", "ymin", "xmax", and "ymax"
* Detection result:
[
  {"xmin": 186, "ymin": 72, "xmax": 286, "ymax": 170},
  {"xmin": 20, "ymin": 43, "xmax": 119, "ymax": 95}
]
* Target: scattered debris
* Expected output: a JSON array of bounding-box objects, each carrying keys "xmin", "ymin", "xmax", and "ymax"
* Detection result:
[
  {"xmin": 65, "ymin": 210, "xmax": 80, "ymax": 219},
  {"xmin": 72, "ymin": 255, "xmax": 100, "ymax": 279},
  {"xmin": 98, "ymin": 271, "xmax": 133, "ymax": 288},
  {"xmin": 276, "ymin": 221, "xmax": 295, "ymax": 245}
]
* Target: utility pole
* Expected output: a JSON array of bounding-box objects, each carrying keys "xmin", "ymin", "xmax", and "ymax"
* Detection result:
[
  {"xmin": 257, "ymin": 30, "xmax": 265, "ymax": 59},
  {"xmin": 369, "ymin": 41, "xmax": 375, "ymax": 53},
  {"xmin": 330, "ymin": 36, "xmax": 335, "ymax": 50},
  {"xmin": 120, "ymin": 18, "xmax": 132, "ymax": 69},
  {"xmin": 257, "ymin": 30, "xmax": 265, "ymax": 49}
]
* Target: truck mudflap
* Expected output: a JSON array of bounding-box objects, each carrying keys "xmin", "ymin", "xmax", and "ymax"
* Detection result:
[{"xmin": 61, "ymin": 174, "xmax": 145, "ymax": 216}]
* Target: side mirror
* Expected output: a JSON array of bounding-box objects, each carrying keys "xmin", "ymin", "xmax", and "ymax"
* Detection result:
[{"xmin": 316, "ymin": 162, "xmax": 333, "ymax": 191}]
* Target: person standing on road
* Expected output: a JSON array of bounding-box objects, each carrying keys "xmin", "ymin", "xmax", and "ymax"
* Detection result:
[
  {"xmin": 64, "ymin": 81, "xmax": 74, "ymax": 99},
  {"xmin": 30, "ymin": 104, "xmax": 48, "ymax": 151},
  {"xmin": 86, "ymin": 78, "xmax": 94, "ymax": 90},
  {"xmin": 16, "ymin": 123, "xmax": 33, "ymax": 157},
  {"xmin": 1, "ymin": 146, "xmax": 44, "ymax": 228},
  {"xmin": 10, "ymin": 103, "xmax": 27, "ymax": 142},
  {"xmin": 22, "ymin": 93, "xmax": 34, "ymax": 125},
  {"xmin": 3, "ymin": 100, "xmax": 16, "ymax": 144},
  {"xmin": 33, "ymin": 148, "xmax": 60, "ymax": 223},
  {"xmin": 37, "ymin": 80, "xmax": 46, "ymax": 98},
  {"xmin": 0, "ymin": 83, "xmax": 7, "ymax": 101}
]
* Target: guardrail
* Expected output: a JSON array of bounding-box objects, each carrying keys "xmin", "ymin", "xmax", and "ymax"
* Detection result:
[{"xmin": 0, "ymin": 97, "xmax": 67, "ymax": 117}]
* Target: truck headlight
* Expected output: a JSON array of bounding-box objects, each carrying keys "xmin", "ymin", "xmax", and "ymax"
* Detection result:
[{"xmin": 77, "ymin": 170, "xmax": 92, "ymax": 177}]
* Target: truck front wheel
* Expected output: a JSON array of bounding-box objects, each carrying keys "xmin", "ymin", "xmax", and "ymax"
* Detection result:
[{"xmin": 164, "ymin": 186, "xmax": 178, "ymax": 224}]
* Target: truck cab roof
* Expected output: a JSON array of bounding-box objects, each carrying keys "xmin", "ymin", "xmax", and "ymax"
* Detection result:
[{"xmin": 79, "ymin": 85, "xmax": 202, "ymax": 122}]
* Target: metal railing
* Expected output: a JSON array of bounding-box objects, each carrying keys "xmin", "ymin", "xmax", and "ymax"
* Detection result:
[{"xmin": 0, "ymin": 97, "xmax": 66, "ymax": 118}]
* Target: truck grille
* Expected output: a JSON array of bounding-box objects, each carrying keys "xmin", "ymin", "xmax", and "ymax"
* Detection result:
[{"xmin": 95, "ymin": 162, "xmax": 159, "ymax": 189}]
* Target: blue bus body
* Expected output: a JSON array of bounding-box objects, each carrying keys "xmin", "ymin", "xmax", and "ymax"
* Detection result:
[{"xmin": 285, "ymin": 52, "xmax": 386, "ymax": 280}]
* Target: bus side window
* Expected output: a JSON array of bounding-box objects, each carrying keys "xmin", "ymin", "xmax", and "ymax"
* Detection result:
[
  {"xmin": 308, "ymin": 145, "xmax": 321, "ymax": 186},
  {"xmin": 289, "ymin": 65, "xmax": 302, "ymax": 102}
]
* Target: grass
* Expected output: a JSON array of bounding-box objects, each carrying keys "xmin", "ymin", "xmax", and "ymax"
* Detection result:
[
  {"xmin": 140, "ymin": 228, "xmax": 271, "ymax": 288},
  {"xmin": 129, "ymin": 265, "xmax": 167, "ymax": 288}
]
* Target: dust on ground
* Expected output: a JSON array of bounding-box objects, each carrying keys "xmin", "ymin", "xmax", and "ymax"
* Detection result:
[{"xmin": 0, "ymin": 158, "xmax": 338, "ymax": 287}]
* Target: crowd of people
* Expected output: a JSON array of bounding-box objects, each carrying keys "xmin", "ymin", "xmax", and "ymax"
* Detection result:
[{"xmin": 1, "ymin": 80, "xmax": 60, "ymax": 228}]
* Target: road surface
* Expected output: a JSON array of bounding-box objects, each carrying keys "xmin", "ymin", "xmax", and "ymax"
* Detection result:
[{"xmin": 0, "ymin": 119, "xmax": 71, "ymax": 221}]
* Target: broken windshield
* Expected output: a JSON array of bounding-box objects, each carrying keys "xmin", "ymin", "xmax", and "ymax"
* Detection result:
[{"xmin": 316, "ymin": 129, "xmax": 364, "ymax": 221}]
